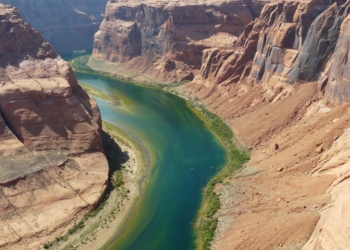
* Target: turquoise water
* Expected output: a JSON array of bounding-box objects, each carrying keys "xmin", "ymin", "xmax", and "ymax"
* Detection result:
[{"xmin": 74, "ymin": 72, "xmax": 227, "ymax": 250}]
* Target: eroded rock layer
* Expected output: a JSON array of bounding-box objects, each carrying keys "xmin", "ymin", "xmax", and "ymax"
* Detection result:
[
  {"xmin": 0, "ymin": 4, "xmax": 108, "ymax": 249},
  {"xmin": 195, "ymin": 0, "xmax": 350, "ymax": 100},
  {"xmin": 0, "ymin": 0, "xmax": 109, "ymax": 54},
  {"xmin": 92, "ymin": 0, "xmax": 265, "ymax": 83}
]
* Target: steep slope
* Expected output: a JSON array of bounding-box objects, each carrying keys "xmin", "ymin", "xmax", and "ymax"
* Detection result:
[
  {"xmin": 0, "ymin": 0, "xmax": 108, "ymax": 55},
  {"xmin": 91, "ymin": 0, "xmax": 265, "ymax": 83},
  {"xmin": 0, "ymin": 4, "xmax": 108, "ymax": 249}
]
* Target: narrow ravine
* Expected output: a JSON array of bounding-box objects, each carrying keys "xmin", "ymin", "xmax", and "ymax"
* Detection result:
[{"xmin": 73, "ymin": 71, "xmax": 228, "ymax": 250}]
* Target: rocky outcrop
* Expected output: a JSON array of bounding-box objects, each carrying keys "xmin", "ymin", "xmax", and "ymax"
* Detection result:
[
  {"xmin": 0, "ymin": 4, "xmax": 108, "ymax": 249},
  {"xmin": 92, "ymin": 0, "xmax": 265, "ymax": 83},
  {"xmin": 0, "ymin": 0, "xmax": 108, "ymax": 55}
]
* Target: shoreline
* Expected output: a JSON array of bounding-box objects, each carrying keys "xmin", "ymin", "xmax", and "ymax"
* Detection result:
[{"xmin": 50, "ymin": 121, "xmax": 149, "ymax": 250}]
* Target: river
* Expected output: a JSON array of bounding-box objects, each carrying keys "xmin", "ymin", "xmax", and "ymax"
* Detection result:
[{"xmin": 74, "ymin": 71, "xmax": 227, "ymax": 250}]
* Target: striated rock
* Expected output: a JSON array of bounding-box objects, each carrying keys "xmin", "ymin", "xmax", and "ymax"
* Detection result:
[
  {"xmin": 0, "ymin": 4, "xmax": 102, "ymax": 152},
  {"xmin": 0, "ymin": 4, "xmax": 108, "ymax": 249},
  {"xmin": 0, "ymin": 0, "xmax": 109, "ymax": 54},
  {"xmin": 194, "ymin": 15, "xmax": 261, "ymax": 85},
  {"xmin": 92, "ymin": 0, "xmax": 265, "ymax": 83},
  {"xmin": 91, "ymin": 0, "xmax": 350, "ymax": 103},
  {"xmin": 188, "ymin": 1, "xmax": 349, "ymax": 103}
]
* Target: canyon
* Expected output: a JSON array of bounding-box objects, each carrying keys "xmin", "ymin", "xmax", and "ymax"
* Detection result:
[
  {"xmin": 90, "ymin": 0, "xmax": 350, "ymax": 249},
  {"xmin": 1, "ymin": 0, "xmax": 350, "ymax": 249},
  {"xmin": 0, "ymin": 4, "xmax": 108, "ymax": 250}
]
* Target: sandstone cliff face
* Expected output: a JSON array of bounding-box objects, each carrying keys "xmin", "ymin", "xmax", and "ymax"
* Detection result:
[
  {"xmin": 0, "ymin": 4, "xmax": 108, "ymax": 249},
  {"xmin": 92, "ymin": 0, "xmax": 264, "ymax": 83},
  {"xmin": 91, "ymin": 0, "xmax": 350, "ymax": 101},
  {"xmin": 0, "ymin": 0, "xmax": 108, "ymax": 55},
  {"xmin": 195, "ymin": 0, "xmax": 350, "ymax": 98}
]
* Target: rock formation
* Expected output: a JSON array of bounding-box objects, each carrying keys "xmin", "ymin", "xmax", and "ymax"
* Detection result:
[
  {"xmin": 0, "ymin": 0, "xmax": 109, "ymax": 55},
  {"xmin": 0, "ymin": 4, "xmax": 108, "ymax": 249},
  {"xmin": 196, "ymin": 0, "xmax": 350, "ymax": 99},
  {"xmin": 92, "ymin": 0, "xmax": 265, "ymax": 83},
  {"xmin": 91, "ymin": 0, "xmax": 350, "ymax": 249}
]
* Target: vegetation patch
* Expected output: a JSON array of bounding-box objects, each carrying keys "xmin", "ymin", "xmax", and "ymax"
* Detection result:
[
  {"xmin": 71, "ymin": 55, "xmax": 95, "ymax": 73},
  {"xmin": 189, "ymin": 101, "xmax": 250, "ymax": 250}
]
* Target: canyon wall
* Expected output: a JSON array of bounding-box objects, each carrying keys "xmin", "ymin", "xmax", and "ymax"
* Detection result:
[
  {"xmin": 196, "ymin": 0, "xmax": 350, "ymax": 100},
  {"xmin": 91, "ymin": 0, "xmax": 265, "ymax": 83},
  {"xmin": 0, "ymin": 4, "xmax": 109, "ymax": 249},
  {"xmin": 91, "ymin": 0, "xmax": 350, "ymax": 249},
  {"xmin": 0, "ymin": 0, "xmax": 108, "ymax": 55},
  {"xmin": 93, "ymin": 0, "xmax": 350, "ymax": 101}
]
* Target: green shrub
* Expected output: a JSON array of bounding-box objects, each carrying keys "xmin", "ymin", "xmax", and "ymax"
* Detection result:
[
  {"xmin": 71, "ymin": 55, "xmax": 95, "ymax": 73},
  {"xmin": 43, "ymin": 241, "xmax": 53, "ymax": 249}
]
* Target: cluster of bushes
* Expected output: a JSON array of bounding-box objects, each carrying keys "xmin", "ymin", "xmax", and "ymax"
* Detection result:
[
  {"xmin": 200, "ymin": 108, "xmax": 234, "ymax": 142},
  {"xmin": 71, "ymin": 55, "xmax": 95, "ymax": 73},
  {"xmin": 68, "ymin": 221, "xmax": 85, "ymax": 235}
]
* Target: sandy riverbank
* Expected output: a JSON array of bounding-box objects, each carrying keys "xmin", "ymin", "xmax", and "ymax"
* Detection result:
[{"xmin": 50, "ymin": 122, "xmax": 148, "ymax": 250}]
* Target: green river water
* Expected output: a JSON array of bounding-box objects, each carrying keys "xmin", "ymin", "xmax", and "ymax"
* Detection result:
[{"xmin": 74, "ymin": 71, "xmax": 227, "ymax": 250}]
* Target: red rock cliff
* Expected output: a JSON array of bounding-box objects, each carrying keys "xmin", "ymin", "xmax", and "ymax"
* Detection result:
[
  {"xmin": 196, "ymin": 0, "xmax": 350, "ymax": 95},
  {"xmin": 0, "ymin": 4, "xmax": 108, "ymax": 249},
  {"xmin": 92, "ymin": 0, "xmax": 265, "ymax": 83}
]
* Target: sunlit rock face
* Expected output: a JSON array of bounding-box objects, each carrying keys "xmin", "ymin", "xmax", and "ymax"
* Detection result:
[
  {"xmin": 92, "ymin": 0, "xmax": 265, "ymax": 83},
  {"xmin": 0, "ymin": 4, "xmax": 108, "ymax": 249},
  {"xmin": 195, "ymin": 0, "xmax": 349, "ymax": 88}
]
